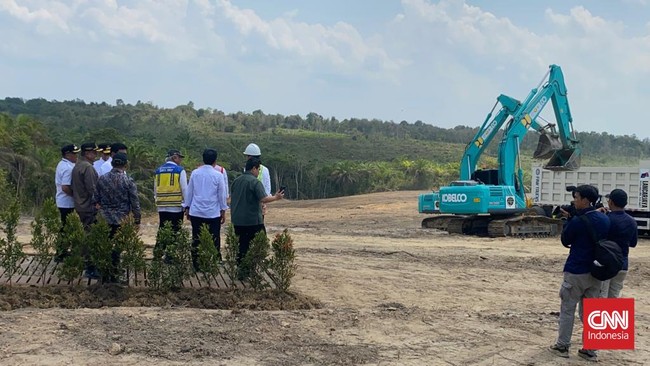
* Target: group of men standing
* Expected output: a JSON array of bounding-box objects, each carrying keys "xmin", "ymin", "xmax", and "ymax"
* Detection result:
[
  {"xmin": 153, "ymin": 143, "xmax": 283, "ymax": 272},
  {"xmin": 54, "ymin": 142, "xmax": 141, "ymax": 280},
  {"xmin": 550, "ymin": 185, "xmax": 637, "ymax": 362},
  {"xmin": 55, "ymin": 141, "xmax": 282, "ymax": 280}
]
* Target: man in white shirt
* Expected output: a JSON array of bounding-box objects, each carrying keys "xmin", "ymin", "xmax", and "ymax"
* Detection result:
[
  {"xmin": 54, "ymin": 144, "xmax": 79, "ymax": 260},
  {"xmin": 185, "ymin": 148, "xmax": 228, "ymax": 270},
  {"xmin": 93, "ymin": 143, "xmax": 111, "ymax": 174},
  {"xmin": 99, "ymin": 142, "xmax": 127, "ymax": 176}
]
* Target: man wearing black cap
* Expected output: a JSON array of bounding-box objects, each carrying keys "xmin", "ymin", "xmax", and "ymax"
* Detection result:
[
  {"xmin": 99, "ymin": 142, "xmax": 127, "ymax": 176},
  {"xmin": 600, "ymin": 189, "xmax": 637, "ymax": 298},
  {"xmin": 54, "ymin": 144, "xmax": 80, "ymax": 261},
  {"xmin": 71, "ymin": 142, "xmax": 101, "ymax": 228},
  {"xmin": 550, "ymin": 184, "xmax": 610, "ymax": 362},
  {"xmin": 93, "ymin": 143, "xmax": 111, "ymax": 174},
  {"xmin": 154, "ymin": 149, "xmax": 188, "ymax": 245},
  {"xmin": 71, "ymin": 142, "xmax": 101, "ymax": 278},
  {"xmin": 93, "ymin": 152, "xmax": 141, "ymax": 282},
  {"xmin": 55, "ymin": 144, "xmax": 80, "ymax": 224}
]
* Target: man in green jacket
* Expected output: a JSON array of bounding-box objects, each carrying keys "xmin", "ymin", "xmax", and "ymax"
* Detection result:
[{"xmin": 230, "ymin": 157, "xmax": 284, "ymax": 275}]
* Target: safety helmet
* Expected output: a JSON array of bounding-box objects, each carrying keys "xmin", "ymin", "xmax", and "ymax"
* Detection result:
[{"xmin": 243, "ymin": 143, "xmax": 261, "ymax": 156}]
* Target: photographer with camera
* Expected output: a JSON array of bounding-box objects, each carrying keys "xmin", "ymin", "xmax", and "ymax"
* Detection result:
[{"xmin": 550, "ymin": 185, "xmax": 609, "ymax": 362}]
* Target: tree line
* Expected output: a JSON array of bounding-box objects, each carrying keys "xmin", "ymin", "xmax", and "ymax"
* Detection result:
[{"xmin": 0, "ymin": 97, "xmax": 648, "ymax": 211}]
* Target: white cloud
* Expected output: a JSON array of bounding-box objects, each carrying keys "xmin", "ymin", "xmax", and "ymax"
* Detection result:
[
  {"xmin": 388, "ymin": 0, "xmax": 650, "ymax": 137},
  {"xmin": 216, "ymin": 0, "xmax": 402, "ymax": 75},
  {"xmin": 1, "ymin": 0, "xmax": 649, "ymax": 138},
  {"xmin": 0, "ymin": 0, "xmax": 71, "ymax": 31}
]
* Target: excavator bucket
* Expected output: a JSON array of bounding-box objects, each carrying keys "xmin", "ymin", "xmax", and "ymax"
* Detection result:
[
  {"xmin": 544, "ymin": 148, "xmax": 580, "ymax": 171},
  {"xmin": 533, "ymin": 133, "xmax": 563, "ymax": 159}
]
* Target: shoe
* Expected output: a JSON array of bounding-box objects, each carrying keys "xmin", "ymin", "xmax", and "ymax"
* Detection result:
[
  {"xmin": 107, "ymin": 275, "xmax": 128, "ymax": 285},
  {"xmin": 549, "ymin": 344, "xmax": 569, "ymax": 358},
  {"xmin": 577, "ymin": 349, "xmax": 598, "ymax": 362},
  {"xmin": 54, "ymin": 252, "xmax": 69, "ymax": 263},
  {"xmin": 84, "ymin": 268, "xmax": 101, "ymax": 280}
]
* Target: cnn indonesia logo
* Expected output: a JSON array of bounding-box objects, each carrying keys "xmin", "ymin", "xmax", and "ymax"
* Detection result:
[{"xmin": 583, "ymin": 298, "xmax": 635, "ymax": 350}]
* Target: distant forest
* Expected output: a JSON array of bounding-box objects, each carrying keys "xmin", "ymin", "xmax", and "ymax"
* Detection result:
[{"xmin": 0, "ymin": 97, "xmax": 648, "ymax": 211}]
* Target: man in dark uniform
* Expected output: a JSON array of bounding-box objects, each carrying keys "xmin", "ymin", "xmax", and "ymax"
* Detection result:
[
  {"xmin": 600, "ymin": 189, "xmax": 637, "ymax": 298},
  {"xmin": 71, "ymin": 142, "xmax": 101, "ymax": 278}
]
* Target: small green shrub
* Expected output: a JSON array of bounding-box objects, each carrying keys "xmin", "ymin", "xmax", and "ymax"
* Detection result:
[
  {"xmin": 114, "ymin": 215, "xmax": 146, "ymax": 286},
  {"xmin": 29, "ymin": 198, "xmax": 61, "ymax": 285},
  {"xmin": 241, "ymin": 230, "xmax": 270, "ymax": 291},
  {"xmin": 57, "ymin": 212, "xmax": 85, "ymax": 282},
  {"xmin": 0, "ymin": 198, "xmax": 25, "ymax": 286},
  {"xmin": 148, "ymin": 221, "xmax": 192, "ymax": 291},
  {"xmin": 223, "ymin": 224, "xmax": 239, "ymax": 289},
  {"xmin": 148, "ymin": 221, "xmax": 172, "ymax": 290},
  {"xmin": 269, "ymin": 229, "xmax": 297, "ymax": 292},
  {"xmin": 197, "ymin": 223, "xmax": 221, "ymax": 279},
  {"xmin": 87, "ymin": 217, "xmax": 116, "ymax": 283}
]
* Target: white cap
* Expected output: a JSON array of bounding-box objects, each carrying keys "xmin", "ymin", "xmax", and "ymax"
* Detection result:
[{"xmin": 243, "ymin": 143, "xmax": 261, "ymax": 156}]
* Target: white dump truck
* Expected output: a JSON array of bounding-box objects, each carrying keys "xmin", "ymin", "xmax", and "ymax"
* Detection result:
[{"xmin": 531, "ymin": 160, "xmax": 650, "ymax": 236}]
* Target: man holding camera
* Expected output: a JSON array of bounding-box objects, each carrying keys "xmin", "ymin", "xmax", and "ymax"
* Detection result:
[{"xmin": 550, "ymin": 185, "xmax": 609, "ymax": 362}]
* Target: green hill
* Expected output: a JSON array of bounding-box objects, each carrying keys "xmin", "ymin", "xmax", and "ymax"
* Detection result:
[{"xmin": 0, "ymin": 97, "xmax": 648, "ymax": 210}]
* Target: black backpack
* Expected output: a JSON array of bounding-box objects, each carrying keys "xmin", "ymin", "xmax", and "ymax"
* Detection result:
[{"xmin": 579, "ymin": 215, "xmax": 624, "ymax": 281}]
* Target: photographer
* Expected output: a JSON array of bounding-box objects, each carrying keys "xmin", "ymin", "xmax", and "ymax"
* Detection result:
[{"xmin": 550, "ymin": 185, "xmax": 610, "ymax": 362}]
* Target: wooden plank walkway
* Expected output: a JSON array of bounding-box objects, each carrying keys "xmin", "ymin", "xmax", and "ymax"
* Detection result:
[{"xmin": 0, "ymin": 255, "xmax": 276, "ymax": 289}]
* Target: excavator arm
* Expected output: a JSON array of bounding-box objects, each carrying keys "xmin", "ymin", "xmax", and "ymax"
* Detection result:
[
  {"xmin": 498, "ymin": 64, "xmax": 580, "ymax": 198},
  {"xmin": 459, "ymin": 65, "xmax": 579, "ymax": 182}
]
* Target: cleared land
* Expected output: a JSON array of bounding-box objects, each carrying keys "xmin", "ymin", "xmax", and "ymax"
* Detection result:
[{"xmin": 1, "ymin": 190, "xmax": 648, "ymax": 365}]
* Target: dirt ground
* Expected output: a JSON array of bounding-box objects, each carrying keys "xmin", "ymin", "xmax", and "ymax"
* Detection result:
[{"xmin": 1, "ymin": 190, "xmax": 649, "ymax": 365}]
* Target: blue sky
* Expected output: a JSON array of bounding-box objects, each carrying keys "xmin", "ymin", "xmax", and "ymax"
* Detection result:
[{"xmin": 1, "ymin": 0, "xmax": 649, "ymax": 139}]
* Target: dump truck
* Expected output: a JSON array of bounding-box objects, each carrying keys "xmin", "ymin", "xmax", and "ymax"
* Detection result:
[{"xmin": 531, "ymin": 160, "xmax": 650, "ymax": 236}]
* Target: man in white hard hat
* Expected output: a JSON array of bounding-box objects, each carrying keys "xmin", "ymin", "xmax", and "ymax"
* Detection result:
[
  {"xmin": 243, "ymin": 143, "xmax": 271, "ymax": 196},
  {"xmin": 244, "ymin": 143, "xmax": 272, "ymax": 216}
]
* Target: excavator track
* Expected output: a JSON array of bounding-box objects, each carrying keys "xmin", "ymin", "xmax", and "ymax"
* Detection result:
[
  {"xmin": 421, "ymin": 215, "xmax": 459, "ymax": 231},
  {"xmin": 422, "ymin": 214, "xmax": 563, "ymax": 237},
  {"xmin": 488, "ymin": 215, "xmax": 563, "ymax": 237}
]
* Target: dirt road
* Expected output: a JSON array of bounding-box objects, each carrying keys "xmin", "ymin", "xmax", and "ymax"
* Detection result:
[{"xmin": 1, "ymin": 191, "xmax": 648, "ymax": 365}]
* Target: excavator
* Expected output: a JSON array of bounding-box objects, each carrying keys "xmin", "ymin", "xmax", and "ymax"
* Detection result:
[{"xmin": 418, "ymin": 64, "xmax": 580, "ymax": 237}]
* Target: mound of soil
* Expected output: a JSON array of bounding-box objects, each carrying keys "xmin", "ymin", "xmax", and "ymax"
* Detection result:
[{"xmin": 0, "ymin": 284, "xmax": 321, "ymax": 311}]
